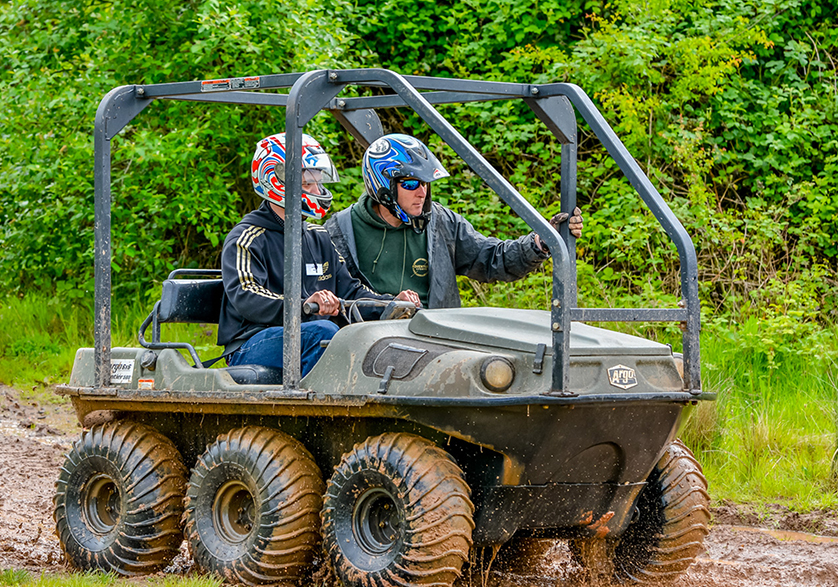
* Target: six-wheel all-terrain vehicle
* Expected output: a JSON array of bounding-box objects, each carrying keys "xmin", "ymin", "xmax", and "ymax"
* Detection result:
[{"xmin": 56, "ymin": 69, "xmax": 713, "ymax": 586}]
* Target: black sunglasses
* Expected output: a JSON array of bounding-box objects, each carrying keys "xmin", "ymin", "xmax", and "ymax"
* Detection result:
[{"xmin": 398, "ymin": 178, "xmax": 426, "ymax": 191}]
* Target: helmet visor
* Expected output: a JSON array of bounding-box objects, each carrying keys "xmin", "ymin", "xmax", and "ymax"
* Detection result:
[{"xmin": 302, "ymin": 152, "xmax": 339, "ymax": 183}]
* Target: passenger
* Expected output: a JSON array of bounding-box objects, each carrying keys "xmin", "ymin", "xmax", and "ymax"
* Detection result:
[
  {"xmin": 325, "ymin": 133, "xmax": 583, "ymax": 309},
  {"xmin": 218, "ymin": 133, "xmax": 420, "ymax": 376}
]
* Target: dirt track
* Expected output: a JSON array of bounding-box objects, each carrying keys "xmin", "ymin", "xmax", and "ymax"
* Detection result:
[{"xmin": 1, "ymin": 386, "xmax": 837, "ymax": 586}]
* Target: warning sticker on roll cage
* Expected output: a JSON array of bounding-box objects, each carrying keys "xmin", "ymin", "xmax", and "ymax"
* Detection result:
[{"xmin": 201, "ymin": 77, "xmax": 261, "ymax": 92}]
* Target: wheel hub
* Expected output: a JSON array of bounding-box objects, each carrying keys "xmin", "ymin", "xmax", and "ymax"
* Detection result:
[
  {"xmin": 213, "ymin": 480, "xmax": 256, "ymax": 544},
  {"xmin": 354, "ymin": 488, "xmax": 401, "ymax": 554},
  {"xmin": 82, "ymin": 474, "xmax": 121, "ymax": 535}
]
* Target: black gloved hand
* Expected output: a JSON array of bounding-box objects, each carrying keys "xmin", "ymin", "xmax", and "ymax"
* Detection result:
[{"xmin": 549, "ymin": 206, "xmax": 583, "ymax": 239}]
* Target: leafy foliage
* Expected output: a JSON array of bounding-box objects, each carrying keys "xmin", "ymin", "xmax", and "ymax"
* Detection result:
[
  {"xmin": 341, "ymin": 0, "xmax": 838, "ymax": 353},
  {"xmin": 0, "ymin": 0, "xmax": 836, "ymax": 355},
  {"xmin": 0, "ymin": 0, "xmax": 354, "ymax": 297}
]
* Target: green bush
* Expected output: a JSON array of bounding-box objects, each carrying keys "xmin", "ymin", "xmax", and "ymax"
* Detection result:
[
  {"xmin": 1, "ymin": 0, "xmax": 836, "ymax": 336},
  {"xmin": 342, "ymin": 0, "xmax": 838, "ymax": 330},
  {"xmin": 0, "ymin": 0, "xmax": 355, "ymax": 299}
]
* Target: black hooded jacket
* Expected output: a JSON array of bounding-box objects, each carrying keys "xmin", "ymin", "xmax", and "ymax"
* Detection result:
[{"xmin": 218, "ymin": 201, "xmax": 391, "ymax": 353}]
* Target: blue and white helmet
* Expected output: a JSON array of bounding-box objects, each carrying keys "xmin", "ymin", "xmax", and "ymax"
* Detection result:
[{"xmin": 362, "ymin": 134, "xmax": 449, "ymax": 233}]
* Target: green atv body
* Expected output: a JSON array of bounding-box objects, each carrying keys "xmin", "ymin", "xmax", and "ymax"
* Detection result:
[{"xmin": 56, "ymin": 69, "xmax": 712, "ymax": 586}]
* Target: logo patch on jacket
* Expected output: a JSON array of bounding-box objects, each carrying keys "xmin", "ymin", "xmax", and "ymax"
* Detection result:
[
  {"xmin": 412, "ymin": 258, "xmax": 429, "ymax": 277},
  {"xmin": 608, "ymin": 365, "xmax": 638, "ymax": 389}
]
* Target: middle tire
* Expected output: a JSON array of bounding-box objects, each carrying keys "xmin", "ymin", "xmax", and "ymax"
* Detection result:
[
  {"xmin": 184, "ymin": 426, "xmax": 324, "ymax": 586},
  {"xmin": 322, "ymin": 433, "xmax": 474, "ymax": 587}
]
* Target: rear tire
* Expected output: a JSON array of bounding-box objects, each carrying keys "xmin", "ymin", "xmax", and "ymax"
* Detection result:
[
  {"xmin": 322, "ymin": 433, "xmax": 474, "ymax": 587},
  {"xmin": 184, "ymin": 426, "xmax": 324, "ymax": 586},
  {"xmin": 53, "ymin": 421, "xmax": 187, "ymax": 575},
  {"xmin": 572, "ymin": 439, "xmax": 711, "ymax": 584}
]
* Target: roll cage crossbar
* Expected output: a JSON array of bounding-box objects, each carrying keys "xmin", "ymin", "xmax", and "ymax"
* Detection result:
[{"xmin": 93, "ymin": 68, "xmax": 701, "ymax": 395}]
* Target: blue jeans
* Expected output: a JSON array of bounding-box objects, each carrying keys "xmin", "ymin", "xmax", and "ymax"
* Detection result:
[{"xmin": 227, "ymin": 320, "xmax": 340, "ymax": 377}]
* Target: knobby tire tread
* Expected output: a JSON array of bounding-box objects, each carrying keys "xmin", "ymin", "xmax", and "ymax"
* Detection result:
[
  {"xmin": 610, "ymin": 439, "xmax": 710, "ymax": 584},
  {"xmin": 184, "ymin": 426, "xmax": 323, "ymax": 586},
  {"xmin": 53, "ymin": 421, "xmax": 186, "ymax": 576},
  {"xmin": 322, "ymin": 432, "xmax": 473, "ymax": 587}
]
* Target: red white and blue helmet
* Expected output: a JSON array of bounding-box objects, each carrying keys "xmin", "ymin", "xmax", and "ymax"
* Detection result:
[
  {"xmin": 362, "ymin": 134, "xmax": 449, "ymax": 233},
  {"xmin": 251, "ymin": 132, "xmax": 339, "ymax": 219}
]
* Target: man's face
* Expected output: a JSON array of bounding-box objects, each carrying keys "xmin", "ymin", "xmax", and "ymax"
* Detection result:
[
  {"xmin": 302, "ymin": 169, "xmax": 323, "ymax": 195},
  {"xmin": 396, "ymin": 178, "xmax": 427, "ymax": 216}
]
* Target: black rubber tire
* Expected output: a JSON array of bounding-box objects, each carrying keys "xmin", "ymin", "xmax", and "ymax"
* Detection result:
[
  {"xmin": 184, "ymin": 426, "xmax": 324, "ymax": 586},
  {"xmin": 572, "ymin": 439, "xmax": 711, "ymax": 584},
  {"xmin": 53, "ymin": 421, "xmax": 187, "ymax": 575},
  {"xmin": 322, "ymin": 433, "xmax": 474, "ymax": 587}
]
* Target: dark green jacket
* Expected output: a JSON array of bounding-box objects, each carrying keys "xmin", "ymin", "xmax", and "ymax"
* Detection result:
[{"xmin": 325, "ymin": 200, "xmax": 548, "ymax": 309}]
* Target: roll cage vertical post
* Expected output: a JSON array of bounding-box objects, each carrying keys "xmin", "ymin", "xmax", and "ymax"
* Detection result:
[
  {"xmin": 91, "ymin": 68, "xmax": 700, "ymax": 395},
  {"xmin": 541, "ymin": 83, "xmax": 701, "ymax": 392},
  {"xmin": 282, "ymin": 71, "xmax": 348, "ymax": 388},
  {"xmin": 93, "ymin": 86, "xmax": 153, "ymax": 388}
]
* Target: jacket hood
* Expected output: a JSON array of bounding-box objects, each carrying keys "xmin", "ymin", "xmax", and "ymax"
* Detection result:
[{"xmin": 353, "ymin": 193, "xmax": 405, "ymax": 230}]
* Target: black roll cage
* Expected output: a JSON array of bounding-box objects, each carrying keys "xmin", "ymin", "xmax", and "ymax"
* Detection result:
[{"xmin": 93, "ymin": 68, "xmax": 701, "ymax": 395}]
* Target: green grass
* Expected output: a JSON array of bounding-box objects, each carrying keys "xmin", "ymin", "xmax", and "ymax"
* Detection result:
[
  {"xmin": 681, "ymin": 320, "xmax": 838, "ymax": 509},
  {"xmin": 0, "ymin": 569, "xmax": 33, "ymax": 586},
  {"xmin": 0, "ymin": 294, "xmax": 218, "ymax": 403},
  {"xmin": 1, "ymin": 290, "xmax": 836, "ymax": 512},
  {"xmin": 0, "ymin": 570, "xmax": 223, "ymax": 587}
]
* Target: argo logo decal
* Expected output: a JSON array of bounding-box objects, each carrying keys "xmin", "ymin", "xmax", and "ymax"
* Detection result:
[{"xmin": 607, "ymin": 364, "xmax": 638, "ymax": 389}]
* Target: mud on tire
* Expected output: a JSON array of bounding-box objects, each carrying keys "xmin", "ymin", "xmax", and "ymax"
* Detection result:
[
  {"xmin": 53, "ymin": 421, "xmax": 187, "ymax": 575},
  {"xmin": 601, "ymin": 438, "xmax": 711, "ymax": 584},
  {"xmin": 322, "ymin": 433, "xmax": 474, "ymax": 587},
  {"xmin": 184, "ymin": 426, "xmax": 324, "ymax": 586}
]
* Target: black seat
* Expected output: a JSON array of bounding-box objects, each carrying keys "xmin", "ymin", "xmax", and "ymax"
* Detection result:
[
  {"xmin": 223, "ymin": 364, "xmax": 284, "ymax": 385},
  {"xmin": 139, "ymin": 269, "xmax": 283, "ymax": 384},
  {"xmin": 157, "ymin": 275, "xmax": 224, "ymax": 324}
]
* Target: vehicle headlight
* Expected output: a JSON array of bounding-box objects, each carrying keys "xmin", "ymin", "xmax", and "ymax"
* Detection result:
[{"xmin": 480, "ymin": 357, "xmax": 515, "ymax": 392}]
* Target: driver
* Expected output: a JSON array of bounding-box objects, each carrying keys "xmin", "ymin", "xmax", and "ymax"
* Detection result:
[
  {"xmin": 325, "ymin": 133, "xmax": 583, "ymax": 309},
  {"xmin": 218, "ymin": 132, "xmax": 419, "ymax": 377}
]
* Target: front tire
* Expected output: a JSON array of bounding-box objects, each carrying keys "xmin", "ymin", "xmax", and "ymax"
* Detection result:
[
  {"xmin": 184, "ymin": 426, "xmax": 324, "ymax": 586},
  {"xmin": 322, "ymin": 433, "xmax": 474, "ymax": 587},
  {"xmin": 572, "ymin": 439, "xmax": 711, "ymax": 584},
  {"xmin": 53, "ymin": 421, "xmax": 187, "ymax": 575}
]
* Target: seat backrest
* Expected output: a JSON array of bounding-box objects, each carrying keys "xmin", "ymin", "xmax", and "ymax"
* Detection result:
[{"xmin": 158, "ymin": 278, "xmax": 224, "ymax": 324}]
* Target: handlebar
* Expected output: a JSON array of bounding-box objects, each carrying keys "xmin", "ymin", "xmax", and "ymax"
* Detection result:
[{"xmin": 303, "ymin": 298, "xmax": 418, "ymax": 322}]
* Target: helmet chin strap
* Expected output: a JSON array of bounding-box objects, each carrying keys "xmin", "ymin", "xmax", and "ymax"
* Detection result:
[
  {"xmin": 376, "ymin": 186, "xmax": 410, "ymax": 225},
  {"xmin": 380, "ymin": 181, "xmax": 432, "ymax": 234},
  {"xmin": 408, "ymin": 183, "xmax": 432, "ymax": 234}
]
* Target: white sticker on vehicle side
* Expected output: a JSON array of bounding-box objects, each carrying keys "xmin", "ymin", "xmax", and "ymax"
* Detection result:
[
  {"xmin": 110, "ymin": 359, "xmax": 135, "ymax": 384},
  {"xmin": 608, "ymin": 364, "xmax": 638, "ymax": 389}
]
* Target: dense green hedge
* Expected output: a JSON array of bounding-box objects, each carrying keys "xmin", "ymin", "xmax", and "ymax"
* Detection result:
[
  {"xmin": 0, "ymin": 0, "xmax": 355, "ymax": 297},
  {"xmin": 1, "ymin": 0, "xmax": 835, "ymax": 346}
]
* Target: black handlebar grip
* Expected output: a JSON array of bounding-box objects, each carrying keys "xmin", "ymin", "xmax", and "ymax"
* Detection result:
[{"xmin": 303, "ymin": 301, "xmax": 320, "ymax": 315}]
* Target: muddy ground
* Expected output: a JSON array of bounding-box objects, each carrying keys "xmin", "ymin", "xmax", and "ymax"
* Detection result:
[{"xmin": 1, "ymin": 385, "xmax": 836, "ymax": 586}]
